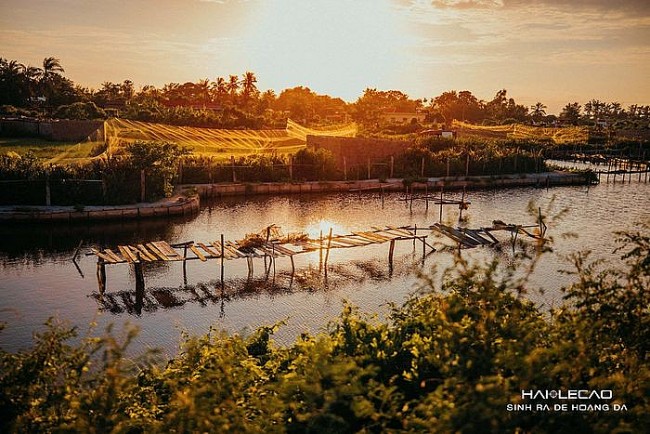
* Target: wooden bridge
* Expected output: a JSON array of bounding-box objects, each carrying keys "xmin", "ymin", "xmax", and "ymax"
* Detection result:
[
  {"xmin": 89, "ymin": 225, "xmax": 433, "ymax": 293},
  {"xmin": 431, "ymin": 218, "xmax": 546, "ymax": 250}
]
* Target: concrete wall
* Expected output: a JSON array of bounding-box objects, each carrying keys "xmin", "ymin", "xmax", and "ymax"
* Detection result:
[
  {"xmin": 307, "ymin": 135, "xmax": 412, "ymax": 167},
  {"xmin": 0, "ymin": 195, "xmax": 199, "ymax": 222},
  {"xmin": 190, "ymin": 172, "xmax": 591, "ymax": 199},
  {"xmin": 0, "ymin": 119, "xmax": 104, "ymax": 141}
]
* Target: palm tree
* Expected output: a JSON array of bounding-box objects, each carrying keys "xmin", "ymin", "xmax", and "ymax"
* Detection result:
[
  {"xmin": 211, "ymin": 77, "xmax": 228, "ymax": 104},
  {"xmin": 42, "ymin": 57, "xmax": 64, "ymax": 78},
  {"xmin": 627, "ymin": 104, "xmax": 638, "ymax": 119},
  {"xmin": 40, "ymin": 57, "xmax": 65, "ymax": 105},
  {"xmin": 530, "ymin": 102, "xmax": 547, "ymax": 124},
  {"xmin": 227, "ymin": 74, "xmax": 239, "ymax": 102},
  {"xmin": 240, "ymin": 71, "xmax": 258, "ymax": 109},
  {"xmin": 0, "ymin": 59, "xmax": 29, "ymax": 105},
  {"xmin": 194, "ymin": 78, "xmax": 210, "ymax": 107},
  {"xmin": 241, "ymin": 72, "xmax": 258, "ymax": 97}
]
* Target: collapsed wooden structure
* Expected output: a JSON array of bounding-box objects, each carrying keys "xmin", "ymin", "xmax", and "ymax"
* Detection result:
[
  {"xmin": 431, "ymin": 217, "xmax": 547, "ymax": 250},
  {"xmin": 89, "ymin": 225, "xmax": 433, "ymax": 293}
]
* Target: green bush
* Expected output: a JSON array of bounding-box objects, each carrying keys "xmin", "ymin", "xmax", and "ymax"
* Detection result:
[{"xmin": 1, "ymin": 226, "xmax": 648, "ymax": 432}]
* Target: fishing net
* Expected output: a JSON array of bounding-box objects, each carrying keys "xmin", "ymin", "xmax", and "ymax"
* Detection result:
[
  {"xmin": 453, "ymin": 120, "xmax": 588, "ymax": 144},
  {"xmin": 45, "ymin": 118, "xmax": 358, "ymax": 165}
]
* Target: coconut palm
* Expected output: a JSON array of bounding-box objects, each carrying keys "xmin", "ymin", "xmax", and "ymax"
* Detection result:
[
  {"xmin": 211, "ymin": 77, "xmax": 228, "ymax": 104},
  {"xmin": 42, "ymin": 57, "xmax": 64, "ymax": 78},
  {"xmin": 227, "ymin": 74, "xmax": 239, "ymax": 101},
  {"xmin": 530, "ymin": 102, "xmax": 547, "ymax": 123}
]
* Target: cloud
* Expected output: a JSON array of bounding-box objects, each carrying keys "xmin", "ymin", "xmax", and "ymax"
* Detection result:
[
  {"xmin": 503, "ymin": 1, "xmax": 650, "ymax": 15},
  {"xmin": 430, "ymin": 0, "xmax": 503, "ymax": 9},
  {"xmin": 398, "ymin": 0, "xmax": 650, "ymax": 15}
]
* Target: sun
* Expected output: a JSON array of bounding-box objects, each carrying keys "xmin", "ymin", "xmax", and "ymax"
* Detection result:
[{"xmin": 239, "ymin": 0, "xmax": 414, "ymax": 99}]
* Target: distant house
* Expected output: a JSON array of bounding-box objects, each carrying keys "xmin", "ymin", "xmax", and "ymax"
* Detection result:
[
  {"xmin": 419, "ymin": 129, "xmax": 457, "ymax": 139},
  {"xmin": 380, "ymin": 111, "xmax": 426, "ymax": 125}
]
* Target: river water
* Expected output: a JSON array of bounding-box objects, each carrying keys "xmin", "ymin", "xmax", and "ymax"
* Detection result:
[{"xmin": 1, "ymin": 173, "xmax": 648, "ymax": 356}]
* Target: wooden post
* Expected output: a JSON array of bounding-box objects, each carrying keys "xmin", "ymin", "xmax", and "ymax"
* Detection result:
[
  {"xmin": 135, "ymin": 253, "xmax": 144, "ymax": 315},
  {"xmin": 446, "ymin": 157, "xmax": 450, "ymax": 177},
  {"xmin": 140, "ymin": 169, "xmax": 146, "ymax": 202},
  {"xmin": 290, "ymin": 254, "xmax": 295, "ymax": 275},
  {"xmin": 420, "ymin": 157, "xmax": 425, "ymax": 177},
  {"xmin": 388, "ymin": 239, "xmax": 395, "ymax": 267},
  {"xmin": 425, "ymin": 183, "xmax": 429, "ymax": 212},
  {"xmin": 367, "ymin": 158, "xmax": 371, "ymax": 179},
  {"xmin": 220, "ymin": 233, "xmax": 225, "ymax": 287},
  {"xmin": 96, "ymin": 259, "xmax": 106, "ymax": 294},
  {"xmin": 182, "ymin": 244, "xmax": 188, "ymax": 286},
  {"xmin": 413, "ymin": 224, "xmax": 417, "ymax": 249},
  {"xmin": 319, "ymin": 230, "xmax": 323, "ymax": 273},
  {"xmin": 134, "ymin": 254, "xmax": 145, "ymax": 294},
  {"xmin": 45, "ymin": 175, "xmax": 51, "ymax": 206},
  {"xmin": 289, "ymin": 156, "xmax": 293, "ymax": 180},
  {"xmin": 272, "ymin": 243, "xmax": 276, "ymax": 281},
  {"xmin": 231, "ymin": 155, "xmax": 236, "ymax": 182},
  {"xmin": 465, "ymin": 154, "xmax": 470, "ymax": 176},
  {"xmin": 324, "ymin": 228, "xmax": 333, "ymax": 271},
  {"xmin": 343, "ymin": 156, "xmax": 347, "ymax": 181},
  {"xmin": 422, "ymin": 236, "xmax": 426, "ymax": 260},
  {"xmin": 178, "ymin": 159, "xmax": 183, "ymax": 184},
  {"xmin": 390, "ymin": 156, "xmax": 394, "ymax": 178},
  {"xmin": 247, "ymin": 256, "xmax": 253, "ymax": 279},
  {"xmin": 439, "ymin": 187, "xmax": 444, "ymax": 223},
  {"xmin": 459, "ymin": 188, "xmax": 466, "ymax": 223}
]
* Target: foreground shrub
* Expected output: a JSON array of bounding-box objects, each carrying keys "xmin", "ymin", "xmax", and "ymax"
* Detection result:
[{"xmin": 1, "ymin": 228, "xmax": 648, "ymax": 432}]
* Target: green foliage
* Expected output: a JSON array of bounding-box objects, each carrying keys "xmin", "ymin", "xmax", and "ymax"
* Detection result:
[
  {"xmin": 399, "ymin": 138, "xmax": 546, "ymax": 177},
  {"xmin": 1, "ymin": 230, "xmax": 649, "ymax": 432},
  {"xmin": 53, "ymin": 101, "xmax": 106, "ymax": 120},
  {"xmin": 292, "ymin": 148, "xmax": 337, "ymax": 181},
  {"xmin": 123, "ymin": 140, "xmax": 188, "ymax": 199}
]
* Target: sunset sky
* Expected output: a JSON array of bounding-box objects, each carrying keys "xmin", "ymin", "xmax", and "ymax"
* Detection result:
[{"xmin": 1, "ymin": 0, "xmax": 648, "ymax": 113}]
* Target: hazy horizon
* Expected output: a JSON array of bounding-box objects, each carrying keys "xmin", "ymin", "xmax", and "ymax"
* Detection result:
[{"xmin": 1, "ymin": 0, "xmax": 649, "ymax": 114}]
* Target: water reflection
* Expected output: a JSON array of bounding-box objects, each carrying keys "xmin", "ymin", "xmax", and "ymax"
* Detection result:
[
  {"xmin": 1, "ymin": 179, "xmax": 648, "ymax": 354},
  {"xmin": 0, "ymin": 214, "xmax": 194, "ymax": 263},
  {"xmin": 89, "ymin": 256, "xmax": 415, "ymax": 317}
]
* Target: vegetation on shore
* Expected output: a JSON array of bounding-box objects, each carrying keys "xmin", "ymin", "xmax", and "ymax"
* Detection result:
[
  {"xmin": 1, "ymin": 226, "xmax": 648, "ymax": 433},
  {"xmin": 2, "ymin": 56, "xmax": 649, "ymax": 133}
]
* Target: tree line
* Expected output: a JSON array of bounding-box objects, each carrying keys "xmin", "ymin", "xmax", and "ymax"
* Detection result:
[{"xmin": 1, "ymin": 56, "xmax": 649, "ymax": 131}]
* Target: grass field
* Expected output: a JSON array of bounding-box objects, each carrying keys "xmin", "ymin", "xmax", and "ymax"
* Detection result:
[{"xmin": 0, "ymin": 137, "xmax": 101, "ymax": 161}]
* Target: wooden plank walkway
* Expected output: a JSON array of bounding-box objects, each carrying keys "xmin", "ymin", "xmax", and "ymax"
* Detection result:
[
  {"xmin": 90, "ymin": 226, "xmax": 426, "ymax": 265},
  {"xmin": 431, "ymin": 220, "xmax": 545, "ymax": 249}
]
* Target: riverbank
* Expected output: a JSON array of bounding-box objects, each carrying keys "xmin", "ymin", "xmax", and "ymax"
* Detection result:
[
  {"xmin": 0, "ymin": 171, "xmax": 591, "ymax": 222},
  {"xmin": 189, "ymin": 171, "xmax": 592, "ymax": 198},
  {"xmin": 0, "ymin": 194, "xmax": 199, "ymax": 222}
]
